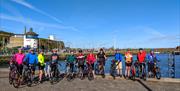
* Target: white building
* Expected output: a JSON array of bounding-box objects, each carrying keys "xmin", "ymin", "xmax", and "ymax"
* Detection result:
[
  {"xmin": 23, "ymin": 29, "xmax": 39, "ymax": 49},
  {"xmin": 49, "ymin": 35, "xmax": 55, "ymax": 40}
]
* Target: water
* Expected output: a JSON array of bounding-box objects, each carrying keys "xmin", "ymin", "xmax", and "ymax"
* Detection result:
[{"xmin": 46, "ymin": 54, "xmax": 180, "ymax": 78}]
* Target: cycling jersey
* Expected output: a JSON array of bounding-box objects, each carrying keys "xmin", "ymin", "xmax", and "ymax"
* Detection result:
[
  {"xmin": 148, "ymin": 53, "xmax": 158, "ymax": 64},
  {"xmin": 137, "ymin": 51, "xmax": 146, "ymax": 63},
  {"xmin": 86, "ymin": 53, "xmax": 96, "ymax": 64},
  {"xmin": 51, "ymin": 53, "xmax": 59, "ymax": 61},
  {"xmin": 114, "ymin": 53, "xmax": 122, "ymax": 62},
  {"xmin": 24, "ymin": 53, "xmax": 38, "ymax": 65},
  {"xmin": 125, "ymin": 52, "xmax": 133, "ymax": 63},
  {"xmin": 97, "ymin": 52, "xmax": 105, "ymax": 59},
  {"xmin": 50, "ymin": 53, "xmax": 59, "ymax": 65},
  {"xmin": 77, "ymin": 53, "xmax": 85, "ymax": 65},
  {"xmin": 13, "ymin": 53, "xmax": 25, "ymax": 65},
  {"xmin": 38, "ymin": 54, "xmax": 45, "ymax": 66},
  {"xmin": 66, "ymin": 55, "xmax": 76, "ymax": 63}
]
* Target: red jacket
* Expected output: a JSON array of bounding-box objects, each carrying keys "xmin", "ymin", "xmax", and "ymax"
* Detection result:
[
  {"xmin": 86, "ymin": 53, "xmax": 96, "ymax": 64},
  {"xmin": 137, "ymin": 51, "xmax": 146, "ymax": 63}
]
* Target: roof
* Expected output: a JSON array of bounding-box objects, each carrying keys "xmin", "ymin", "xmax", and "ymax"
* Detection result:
[
  {"xmin": 0, "ymin": 30, "xmax": 14, "ymax": 36},
  {"xmin": 25, "ymin": 30, "xmax": 38, "ymax": 36}
]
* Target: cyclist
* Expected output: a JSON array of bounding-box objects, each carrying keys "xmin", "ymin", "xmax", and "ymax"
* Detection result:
[
  {"xmin": 147, "ymin": 49, "xmax": 158, "ymax": 77},
  {"xmin": 114, "ymin": 50, "xmax": 123, "ymax": 77},
  {"xmin": 86, "ymin": 50, "xmax": 96, "ymax": 78},
  {"xmin": 23, "ymin": 48, "xmax": 38, "ymax": 80},
  {"xmin": 137, "ymin": 48, "xmax": 146, "ymax": 78},
  {"xmin": 12, "ymin": 48, "xmax": 25, "ymax": 76},
  {"xmin": 77, "ymin": 50, "xmax": 85, "ymax": 73},
  {"xmin": 49, "ymin": 49, "xmax": 59, "ymax": 76},
  {"xmin": 96, "ymin": 48, "xmax": 107, "ymax": 77},
  {"xmin": 38, "ymin": 50, "xmax": 45, "ymax": 83},
  {"xmin": 66, "ymin": 51, "xmax": 76, "ymax": 73},
  {"xmin": 124, "ymin": 49, "xmax": 133, "ymax": 78}
]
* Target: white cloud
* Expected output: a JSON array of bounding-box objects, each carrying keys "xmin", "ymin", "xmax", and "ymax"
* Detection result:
[
  {"xmin": 0, "ymin": 14, "xmax": 78, "ymax": 31},
  {"xmin": 11, "ymin": 0, "xmax": 62, "ymax": 23},
  {"xmin": 134, "ymin": 26, "xmax": 166, "ymax": 37}
]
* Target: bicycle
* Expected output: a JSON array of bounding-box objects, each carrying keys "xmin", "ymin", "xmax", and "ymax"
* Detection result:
[
  {"xmin": 130, "ymin": 62, "xmax": 136, "ymax": 81},
  {"xmin": 9, "ymin": 62, "xmax": 21, "ymax": 88},
  {"xmin": 66, "ymin": 63, "xmax": 76, "ymax": 81},
  {"xmin": 110, "ymin": 60, "xmax": 117, "ymax": 79},
  {"xmin": 87, "ymin": 62, "xmax": 94, "ymax": 81},
  {"xmin": 139, "ymin": 62, "xmax": 147, "ymax": 81},
  {"xmin": 77, "ymin": 64, "xmax": 84, "ymax": 80},
  {"xmin": 134, "ymin": 61, "xmax": 139, "ymax": 77},
  {"xmin": 23, "ymin": 64, "xmax": 35, "ymax": 87},
  {"xmin": 95, "ymin": 60, "xmax": 105, "ymax": 78},
  {"xmin": 49, "ymin": 61, "xmax": 61, "ymax": 84},
  {"xmin": 148, "ymin": 60, "xmax": 161, "ymax": 80},
  {"xmin": 9, "ymin": 61, "xmax": 15, "ymax": 85}
]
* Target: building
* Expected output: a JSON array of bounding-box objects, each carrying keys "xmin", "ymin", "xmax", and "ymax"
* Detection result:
[
  {"xmin": 24, "ymin": 28, "xmax": 39, "ymax": 48},
  {"xmin": 6, "ymin": 34, "xmax": 24, "ymax": 48},
  {"xmin": 49, "ymin": 35, "xmax": 55, "ymax": 40},
  {"xmin": 0, "ymin": 28, "xmax": 65, "ymax": 51},
  {"xmin": 0, "ymin": 31, "xmax": 13, "ymax": 50}
]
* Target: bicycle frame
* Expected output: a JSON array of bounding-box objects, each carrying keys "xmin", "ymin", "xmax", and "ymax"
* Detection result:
[{"xmin": 138, "ymin": 62, "xmax": 146, "ymax": 80}]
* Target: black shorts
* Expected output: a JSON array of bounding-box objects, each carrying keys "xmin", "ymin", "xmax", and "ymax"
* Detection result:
[
  {"xmin": 126, "ymin": 62, "xmax": 132, "ymax": 67},
  {"xmin": 98, "ymin": 58, "xmax": 105, "ymax": 66},
  {"xmin": 39, "ymin": 65, "xmax": 45, "ymax": 70}
]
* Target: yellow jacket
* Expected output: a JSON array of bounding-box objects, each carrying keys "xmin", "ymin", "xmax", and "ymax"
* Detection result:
[{"xmin": 38, "ymin": 54, "xmax": 45, "ymax": 66}]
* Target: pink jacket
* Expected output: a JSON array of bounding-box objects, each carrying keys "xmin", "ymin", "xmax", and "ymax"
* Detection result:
[{"xmin": 13, "ymin": 53, "xmax": 25, "ymax": 65}]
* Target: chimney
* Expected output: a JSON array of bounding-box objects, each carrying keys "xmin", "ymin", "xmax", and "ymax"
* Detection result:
[{"xmin": 24, "ymin": 26, "xmax": 26, "ymax": 34}]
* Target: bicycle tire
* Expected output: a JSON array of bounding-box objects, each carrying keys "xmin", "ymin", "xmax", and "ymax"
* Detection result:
[
  {"xmin": 9, "ymin": 71, "xmax": 13, "ymax": 85},
  {"xmin": 156, "ymin": 68, "xmax": 161, "ymax": 80},
  {"xmin": 12, "ymin": 71, "xmax": 20, "ymax": 88}
]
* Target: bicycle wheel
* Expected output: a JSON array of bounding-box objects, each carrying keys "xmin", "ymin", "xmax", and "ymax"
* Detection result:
[
  {"xmin": 78, "ymin": 68, "xmax": 84, "ymax": 80},
  {"xmin": 12, "ymin": 71, "xmax": 20, "ymax": 88},
  {"xmin": 67, "ymin": 73, "xmax": 74, "ymax": 81},
  {"xmin": 26, "ymin": 71, "xmax": 32, "ymax": 87},
  {"xmin": 55, "ymin": 68, "xmax": 60, "ymax": 82},
  {"xmin": 156, "ymin": 67, "xmax": 161, "ymax": 80},
  {"xmin": 88, "ymin": 71, "xmax": 94, "ymax": 81},
  {"xmin": 9, "ymin": 71, "xmax": 13, "ymax": 85},
  {"xmin": 50, "ymin": 71, "xmax": 55, "ymax": 84},
  {"xmin": 142, "ymin": 69, "xmax": 146, "ymax": 81},
  {"xmin": 130, "ymin": 66, "xmax": 135, "ymax": 81}
]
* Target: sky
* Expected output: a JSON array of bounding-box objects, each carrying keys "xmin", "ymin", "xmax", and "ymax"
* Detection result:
[{"xmin": 0, "ymin": 0, "xmax": 180, "ymax": 49}]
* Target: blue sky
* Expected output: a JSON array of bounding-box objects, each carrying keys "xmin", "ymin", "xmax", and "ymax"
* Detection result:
[{"xmin": 0, "ymin": 0, "xmax": 179, "ymax": 48}]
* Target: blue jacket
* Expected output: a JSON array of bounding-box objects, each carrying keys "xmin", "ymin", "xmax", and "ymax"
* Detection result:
[
  {"xmin": 147, "ymin": 54, "xmax": 158, "ymax": 64},
  {"xmin": 24, "ymin": 53, "xmax": 38, "ymax": 65},
  {"xmin": 114, "ymin": 53, "xmax": 122, "ymax": 62}
]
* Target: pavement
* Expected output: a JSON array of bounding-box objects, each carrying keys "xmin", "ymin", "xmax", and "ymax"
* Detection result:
[{"xmin": 0, "ymin": 68, "xmax": 180, "ymax": 91}]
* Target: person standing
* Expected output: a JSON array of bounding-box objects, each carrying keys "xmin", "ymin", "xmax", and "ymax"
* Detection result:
[
  {"xmin": 124, "ymin": 49, "xmax": 133, "ymax": 78},
  {"xmin": 137, "ymin": 48, "xmax": 146, "ymax": 78},
  {"xmin": 96, "ymin": 48, "xmax": 107, "ymax": 77},
  {"xmin": 66, "ymin": 51, "xmax": 76, "ymax": 73},
  {"xmin": 86, "ymin": 50, "xmax": 96, "ymax": 77},
  {"xmin": 114, "ymin": 50, "xmax": 123, "ymax": 77},
  {"xmin": 13, "ymin": 48, "xmax": 25, "ymax": 76},
  {"xmin": 147, "ymin": 49, "xmax": 158, "ymax": 77},
  {"xmin": 38, "ymin": 50, "xmax": 45, "ymax": 83},
  {"xmin": 23, "ymin": 49, "xmax": 38, "ymax": 80}
]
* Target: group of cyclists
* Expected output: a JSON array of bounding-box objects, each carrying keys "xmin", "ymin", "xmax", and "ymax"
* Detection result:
[
  {"xmin": 113, "ymin": 48, "xmax": 160, "ymax": 80},
  {"xmin": 9, "ymin": 47, "xmax": 160, "ymax": 87}
]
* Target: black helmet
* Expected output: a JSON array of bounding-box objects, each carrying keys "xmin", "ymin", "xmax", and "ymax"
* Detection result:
[
  {"xmin": 79, "ymin": 49, "xmax": 82, "ymax": 53},
  {"xmin": 139, "ymin": 48, "xmax": 143, "ymax": 50}
]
